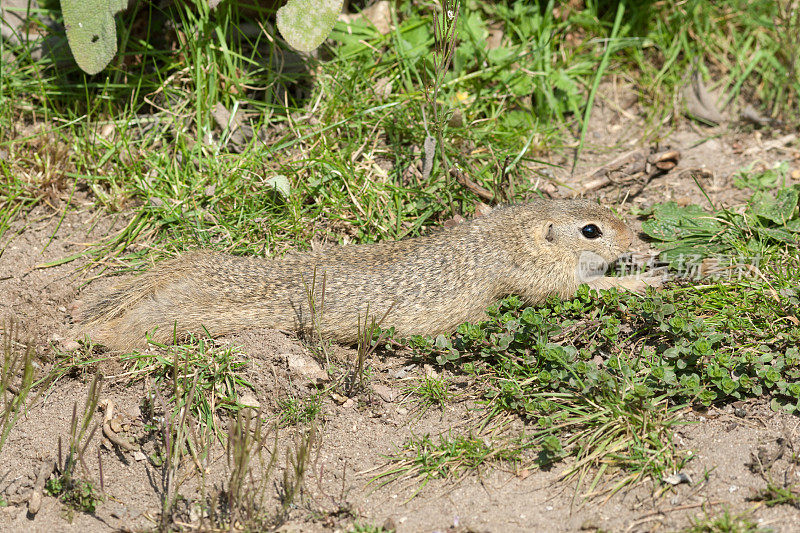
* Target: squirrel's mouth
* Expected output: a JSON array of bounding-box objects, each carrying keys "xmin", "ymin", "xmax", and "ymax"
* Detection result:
[{"xmin": 575, "ymin": 251, "xmax": 610, "ymax": 282}]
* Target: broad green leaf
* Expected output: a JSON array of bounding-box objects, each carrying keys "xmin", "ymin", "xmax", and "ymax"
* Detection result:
[
  {"xmin": 754, "ymin": 226, "xmax": 798, "ymax": 244},
  {"xmin": 330, "ymin": 17, "xmax": 378, "ymax": 49},
  {"xmin": 733, "ymin": 161, "xmax": 788, "ymax": 190},
  {"xmin": 461, "ymin": 11, "xmax": 487, "ymax": 45},
  {"xmin": 277, "ymin": 0, "xmax": 344, "ymax": 53},
  {"xmin": 750, "ymin": 187, "xmax": 799, "ymax": 224},
  {"xmin": 60, "ymin": 0, "xmax": 127, "ymax": 75},
  {"xmin": 487, "ymin": 46, "xmax": 514, "ymax": 64},
  {"xmin": 641, "ymin": 202, "xmax": 723, "ymax": 242}
]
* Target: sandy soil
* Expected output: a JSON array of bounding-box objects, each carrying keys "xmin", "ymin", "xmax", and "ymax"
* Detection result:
[{"xmin": 2, "ymin": 100, "xmax": 800, "ymax": 532}]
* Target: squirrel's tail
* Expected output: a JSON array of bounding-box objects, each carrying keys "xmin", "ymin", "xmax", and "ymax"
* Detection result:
[{"xmin": 72, "ymin": 267, "xmax": 179, "ymax": 352}]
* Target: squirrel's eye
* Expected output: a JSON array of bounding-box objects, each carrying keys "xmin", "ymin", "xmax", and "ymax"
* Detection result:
[{"xmin": 581, "ymin": 224, "xmax": 602, "ymax": 239}]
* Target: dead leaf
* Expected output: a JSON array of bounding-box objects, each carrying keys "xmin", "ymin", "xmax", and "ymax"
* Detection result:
[
  {"xmin": 474, "ymin": 202, "xmax": 493, "ymax": 218},
  {"xmin": 683, "ymin": 69, "xmax": 725, "ymax": 125},
  {"xmin": 487, "ymin": 24, "xmax": 504, "ymax": 50},
  {"xmin": 422, "ymin": 135, "xmax": 436, "ymax": 180},
  {"xmin": 339, "ymin": 1, "xmax": 392, "ymax": 35},
  {"xmin": 740, "ymin": 104, "xmax": 773, "ymax": 126},
  {"xmin": 374, "ymin": 76, "xmax": 393, "ymax": 101},
  {"xmin": 211, "ymin": 102, "xmax": 252, "ymax": 152},
  {"xmin": 361, "ymin": 1, "xmax": 391, "ymax": 34}
]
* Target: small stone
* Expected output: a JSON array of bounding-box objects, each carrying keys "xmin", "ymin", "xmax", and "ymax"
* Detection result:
[
  {"xmin": 372, "ymin": 384, "xmax": 396, "ymax": 403},
  {"xmin": 443, "ymin": 214, "xmax": 465, "ymax": 229},
  {"xmin": 374, "ymin": 76, "xmax": 393, "ymax": 101},
  {"xmin": 239, "ymin": 392, "xmax": 261, "ymax": 408},
  {"xmin": 286, "ymin": 353, "xmax": 327, "ymax": 381},
  {"xmin": 189, "ymin": 504, "xmax": 202, "ymax": 522},
  {"xmin": 61, "ymin": 340, "xmax": 80, "ymax": 352},
  {"xmin": 474, "ymin": 202, "xmax": 493, "ymax": 218},
  {"xmin": 100, "ymin": 123, "xmax": 116, "ymax": 139},
  {"xmin": 133, "ymin": 451, "xmax": 147, "ymax": 462},
  {"xmin": 663, "ymin": 472, "xmax": 692, "ymax": 485},
  {"xmin": 389, "ymin": 365, "xmax": 413, "ymax": 379}
]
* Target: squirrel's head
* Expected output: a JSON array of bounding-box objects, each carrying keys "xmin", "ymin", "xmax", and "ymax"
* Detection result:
[{"xmin": 520, "ymin": 199, "xmax": 634, "ymax": 283}]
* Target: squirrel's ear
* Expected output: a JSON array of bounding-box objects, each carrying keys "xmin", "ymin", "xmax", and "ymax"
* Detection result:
[{"xmin": 540, "ymin": 221, "xmax": 555, "ymax": 243}]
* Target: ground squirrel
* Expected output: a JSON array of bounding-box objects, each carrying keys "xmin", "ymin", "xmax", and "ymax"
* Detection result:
[{"xmin": 76, "ymin": 199, "xmax": 659, "ymax": 351}]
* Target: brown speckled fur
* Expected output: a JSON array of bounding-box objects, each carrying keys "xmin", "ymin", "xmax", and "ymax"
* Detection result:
[{"xmin": 76, "ymin": 200, "xmax": 651, "ymax": 351}]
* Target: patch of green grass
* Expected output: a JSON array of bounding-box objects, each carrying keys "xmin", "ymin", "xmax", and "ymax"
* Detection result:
[
  {"xmin": 392, "ymin": 278, "xmax": 799, "ymax": 488},
  {"xmin": 752, "ymin": 481, "xmax": 800, "ymax": 508},
  {"xmin": 405, "ymin": 374, "xmax": 451, "ymax": 415},
  {"xmin": 46, "ymin": 374, "xmax": 104, "ymax": 519},
  {"xmin": 640, "ymin": 182, "xmax": 800, "ymax": 267},
  {"xmin": 123, "ymin": 334, "xmax": 253, "ymax": 439},
  {"xmin": 276, "ymin": 395, "xmax": 322, "ymax": 427},
  {"xmin": 0, "ymin": 320, "xmax": 36, "ymax": 454},
  {"xmin": 628, "ymin": 1, "xmax": 800, "ymax": 130},
  {"xmin": 412, "ymin": 281, "xmax": 799, "ymax": 407},
  {"xmin": 2, "ymin": 1, "xmax": 664, "ymax": 269},
  {"xmin": 685, "ymin": 509, "xmax": 764, "ymax": 533},
  {"xmin": 3, "ymin": 2, "xmax": 799, "ymax": 265},
  {"xmin": 375, "ymin": 431, "xmax": 525, "ymax": 495}
]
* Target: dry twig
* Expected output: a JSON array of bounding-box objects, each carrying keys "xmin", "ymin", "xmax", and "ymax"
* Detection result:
[{"xmin": 573, "ymin": 148, "xmax": 681, "ymax": 196}]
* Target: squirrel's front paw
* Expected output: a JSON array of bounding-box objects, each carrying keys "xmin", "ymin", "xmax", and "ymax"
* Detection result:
[
  {"xmin": 588, "ymin": 271, "xmax": 667, "ymax": 294},
  {"xmin": 620, "ymin": 270, "xmax": 668, "ymax": 293}
]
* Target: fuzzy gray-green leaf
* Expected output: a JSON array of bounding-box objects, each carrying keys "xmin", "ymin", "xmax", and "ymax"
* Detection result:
[
  {"xmin": 277, "ymin": 0, "xmax": 343, "ymax": 53},
  {"xmin": 60, "ymin": 0, "xmax": 128, "ymax": 75}
]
